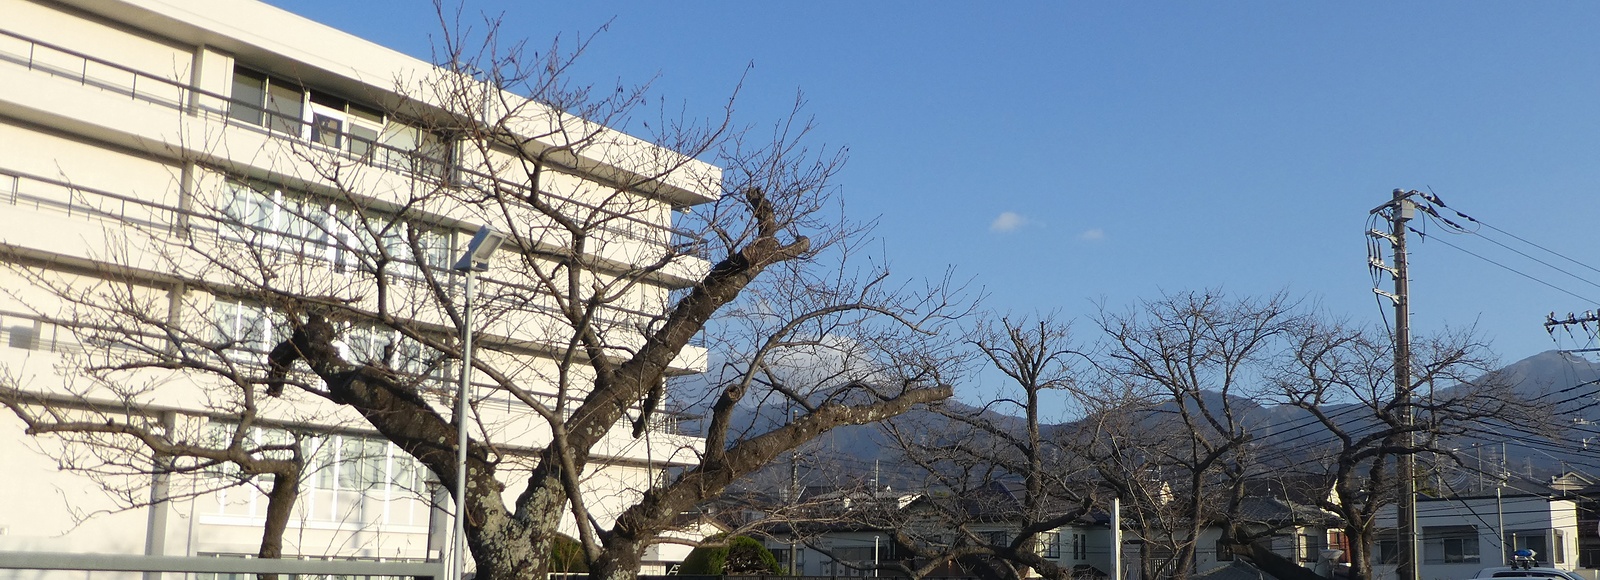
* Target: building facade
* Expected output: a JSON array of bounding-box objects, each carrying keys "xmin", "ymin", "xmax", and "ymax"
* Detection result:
[
  {"xmin": 0, "ymin": 0, "xmax": 714, "ymax": 573},
  {"xmin": 1375, "ymin": 495, "xmax": 1582, "ymax": 580}
]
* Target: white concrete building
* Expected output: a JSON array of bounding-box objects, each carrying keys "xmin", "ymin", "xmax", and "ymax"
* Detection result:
[
  {"xmin": 0, "ymin": 0, "xmax": 714, "ymax": 574},
  {"xmin": 1375, "ymin": 495, "xmax": 1581, "ymax": 580}
]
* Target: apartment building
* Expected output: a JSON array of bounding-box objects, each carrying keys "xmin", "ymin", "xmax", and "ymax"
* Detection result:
[{"xmin": 0, "ymin": 0, "xmax": 713, "ymax": 570}]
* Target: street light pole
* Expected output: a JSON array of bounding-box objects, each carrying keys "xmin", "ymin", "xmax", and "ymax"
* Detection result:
[{"xmin": 450, "ymin": 225, "xmax": 506, "ymax": 580}]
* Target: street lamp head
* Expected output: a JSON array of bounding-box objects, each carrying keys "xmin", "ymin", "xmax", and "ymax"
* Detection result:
[{"xmin": 454, "ymin": 225, "xmax": 506, "ymax": 272}]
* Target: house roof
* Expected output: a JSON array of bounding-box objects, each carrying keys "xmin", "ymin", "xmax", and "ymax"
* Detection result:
[
  {"xmin": 1193, "ymin": 561, "xmax": 1270, "ymax": 580},
  {"xmin": 1241, "ymin": 476, "xmax": 1335, "ymax": 507},
  {"xmin": 900, "ymin": 480, "xmax": 1100, "ymax": 525},
  {"xmin": 1233, "ymin": 496, "xmax": 1342, "ymax": 528}
]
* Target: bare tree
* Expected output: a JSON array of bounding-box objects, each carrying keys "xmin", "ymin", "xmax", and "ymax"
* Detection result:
[
  {"xmin": 0, "ymin": 10, "xmax": 966, "ymax": 580},
  {"xmin": 0, "ymin": 264, "xmax": 327, "ymax": 578},
  {"xmin": 1268, "ymin": 317, "xmax": 1536, "ymax": 580},
  {"xmin": 865, "ymin": 315, "xmax": 1101, "ymax": 580},
  {"xmin": 1093, "ymin": 290, "xmax": 1303, "ymax": 580}
]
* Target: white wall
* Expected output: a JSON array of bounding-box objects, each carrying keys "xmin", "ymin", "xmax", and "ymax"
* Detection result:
[{"xmin": 1374, "ymin": 495, "xmax": 1581, "ymax": 580}]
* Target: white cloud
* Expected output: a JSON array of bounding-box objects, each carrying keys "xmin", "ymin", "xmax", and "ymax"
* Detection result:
[
  {"xmin": 1078, "ymin": 228, "xmax": 1106, "ymax": 241},
  {"xmin": 990, "ymin": 211, "xmax": 1028, "ymax": 233}
]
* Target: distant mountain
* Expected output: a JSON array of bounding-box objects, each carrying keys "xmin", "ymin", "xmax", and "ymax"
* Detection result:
[{"xmin": 679, "ymin": 351, "xmax": 1600, "ymax": 492}]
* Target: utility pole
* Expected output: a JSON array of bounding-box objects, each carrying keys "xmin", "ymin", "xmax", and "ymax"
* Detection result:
[
  {"xmin": 1111, "ymin": 496, "xmax": 1123, "ymax": 580},
  {"xmin": 1370, "ymin": 189, "xmax": 1418, "ymax": 580},
  {"xmin": 790, "ymin": 407, "xmax": 800, "ymax": 576}
]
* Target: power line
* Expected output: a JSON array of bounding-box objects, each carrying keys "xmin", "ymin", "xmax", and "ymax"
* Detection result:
[{"xmin": 1408, "ymin": 226, "xmax": 1600, "ymax": 307}]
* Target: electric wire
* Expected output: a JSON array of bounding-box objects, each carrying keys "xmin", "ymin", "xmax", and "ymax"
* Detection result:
[
  {"xmin": 1422, "ymin": 192, "xmax": 1600, "ymax": 281},
  {"xmin": 1407, "ymin": 226, "xmax": 1600, "ymax": 307}
]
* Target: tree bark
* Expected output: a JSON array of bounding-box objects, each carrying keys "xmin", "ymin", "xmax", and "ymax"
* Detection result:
[{"xmin": 257, "ymin": 470, "xmax": 301, "ymax": 580}]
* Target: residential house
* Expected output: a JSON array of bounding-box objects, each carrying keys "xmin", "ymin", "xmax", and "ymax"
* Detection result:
[
  {"xmin": 760, "ymin": 481, "xmax": 1116, "ymax": 579},
  {"xmin": 1374, "ymin": 494, "xmax": 1580, "ymax": 580}
]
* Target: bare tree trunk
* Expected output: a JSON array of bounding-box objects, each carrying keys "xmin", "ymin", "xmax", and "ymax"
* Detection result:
[
  {"xmin": 1140, "ymin": 539, "xmax": 1158, "ymax": 580},
  {"xmin": 257, "ymin": 471, "xmax": 301, "ymax": 580},
  {"xmin": 1242, "ymin": 539, "xmax": 1323, "ymax": 580},
  {"xmin": 1344, "ymin": 521, "xmax": 1374, "ymax": 580},
  {"xmin": 590, "ymin": 543, "xmax": 644, "ymax": 580}
]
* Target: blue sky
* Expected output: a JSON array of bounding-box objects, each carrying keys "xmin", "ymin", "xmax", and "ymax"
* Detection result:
[{"xmin": 269, "ymin": 1, "xmax": 1600, "ymax": 372}]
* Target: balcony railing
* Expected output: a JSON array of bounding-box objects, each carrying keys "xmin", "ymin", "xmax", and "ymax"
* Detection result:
[
  {"xmin": 0, "ymin": 166, "xmax": 701, "ymax": 350},
  {"xmin": 0, "ymin": 28, "xmax": 704, "ymax": 251}
]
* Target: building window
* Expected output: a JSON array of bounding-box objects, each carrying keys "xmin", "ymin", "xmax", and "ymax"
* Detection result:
[
  {"xmin": 986, "ymin": 530, "xmax": 1011, "ymax": 548},
  {"xmin": 378, "ymin": 121, "xmax": 450, "ymax": 179},
  {"xmin": 230, "ymin": 66, "xmax": 445, "ymax": 178},
  {"xmin": 1425, "ymin": 526, "xmax": 1480, "ymax": 564},
  {"xmin": 307, "ymin": 432, "xmax": 423, "ymax": 494},
  {"xmin": 221, "ymin": 181, "xmax": 336, "ymax": 254},
  {"xmin": 833, "ymin": 546, "xmax": 874, "ymax": 575},
  {"xmin": 308, "ymin": 90, "xmax": 385, "ymax": 158},
  {"xmin": 1074, "ymin": 533, "xmax": 1089, "ymax": 560},
  {"xmin": 1378, "ymin": 537, "xmax": 1400, "ymax": 565},
  {"xmin": 211, "ymin": 299, "xmax": 284, "ymax": 359},
  {"xmin": 1298, "ymin": 533, "xmax": 1326, "ymax": 562},
  {"xmin": 221, "ymin": 180, "xmax": 455, "ymax": 279},
  {"xmin": 228, "ymin": 67, "xmax": 303, "ymax": 135},
  {"xmin": 1328, "ymin": 531, "xmax": 1350, "ymax": 563},
  {"xmin": 1506, "ymin": 529, "xmax": 1567, "ymax": 565},
  {"xmin": 342, "ymin": 323, "xmax": 448, "ymax": 382},
  {"xmin": 1041, "ymin": 532, "xmax": 1061, "ymax": 559}
]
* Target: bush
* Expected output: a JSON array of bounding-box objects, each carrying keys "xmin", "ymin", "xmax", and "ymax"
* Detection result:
[
  {"xmin": 680, "ymin": 535, "xmax": 779, "ymax": 575},
  {"xmin": 550, "ymin": 534, "xmax": 589, "ymax": 573}
]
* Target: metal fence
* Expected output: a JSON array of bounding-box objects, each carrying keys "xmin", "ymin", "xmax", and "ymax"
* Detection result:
[{"xmin": 0, "ymin": 552, "xmax": 442, "ymax": 580}]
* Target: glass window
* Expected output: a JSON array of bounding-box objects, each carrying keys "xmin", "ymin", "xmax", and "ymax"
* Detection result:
[
  {"xmin": 986, "ymin": 530, "xmax": 1010, "ymax": 547},
  {"xmin": 312, "ymin": 114, "xmax": 343, "ymax": 148},
  {"xmin": 349, "ymin": 102, "xmax": 384, "ymax": 124},
  {"xmin": 229, "ymin": 69, "xmax": 266, "ymax": 125},
  {"xmin": 1379, "ymin": 537, "xmax": 1399, "ymax": 565},
  {"xmin": 222, "ymin": 182, "xmax": 274, "ymax": 241},
  {"xmin": 1216, "ymin": 538, "xmax": 1235, "ymax": 562},
  {"xmin": 1507, "ymin": 531, "xmax": 1550, "ymax": 566},
  {"xmin": 337, "ymin": 436, "xmax": 365, "ymax": 490},
  {"xmin": 212, "ymin": 299, "xmax": 279, "ymax": 358},
  {"xmin": 390, "ymin": 451, "xmax": 422, "ymax": 492},
  {"xmin": 336, "ymin": 100, "xmax": 385, "ymax": 159},
  {"xmin": 220, "ymin": 178, "xmax": 455, "ymax": 282},
  {"xmin": 309, "ymin": 436, "xmax": 337, "ymax": 490},
  {"xmin": 362, "ymin": 438, "xmax": 387, "ymax": 490},
  {"xmin": 281, "ymin": 197, "xmax": 332, "ymax": 256},
  {"xmin": 343, "ymin": 324, "xmax": 391, "ymax": 366},
  {"xmin": 229, "ymin": 66, "xmax": 305, "ymax": 135},
  {"xmin": 378, "ymin": 121, "xmax": 449, "ymax": 179},
  {"xmin": 349, "ymin": 124, "xmax": 380, "ymax": 159},
  {"xmin": 201, "ymin": 421, "xmax": 241, "ymax": 478},
  {"xmin": 1426, "ymin": 526, "xmax": 1480, "ymax": 564},
  {"xmin": 1041, "ymin": 532, "xmax": 1061, "ymax": 559},
  {"xmin": 265, "ymin": 79, "xmax": 304, "ymax": 135}
]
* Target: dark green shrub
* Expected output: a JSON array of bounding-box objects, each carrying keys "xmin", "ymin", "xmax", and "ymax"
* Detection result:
[
  {"xmin": 680, "ymin": 535, "xmax": 779, "ymax": 575},
  {"xmin": 549, "ymin": 533, "xmax": 589, "ymax": 573}
]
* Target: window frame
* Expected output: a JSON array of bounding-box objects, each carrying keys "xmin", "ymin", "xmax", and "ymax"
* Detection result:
[{"xmin": 1041, "ymin": 531, "xmax": 1061, "ymax": 559}]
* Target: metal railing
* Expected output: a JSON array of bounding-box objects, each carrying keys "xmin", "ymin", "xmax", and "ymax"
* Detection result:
[
  {"xmin": 0, "ymin": 552, "xmax": 441, "ymax": 579},
  {"xmin": 0, "ymin": 167, "xmax": 671, "ymax": 342},
  {"xmin": 0, "ymin": 27, "xmax": 705, "ymax": 251}
]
